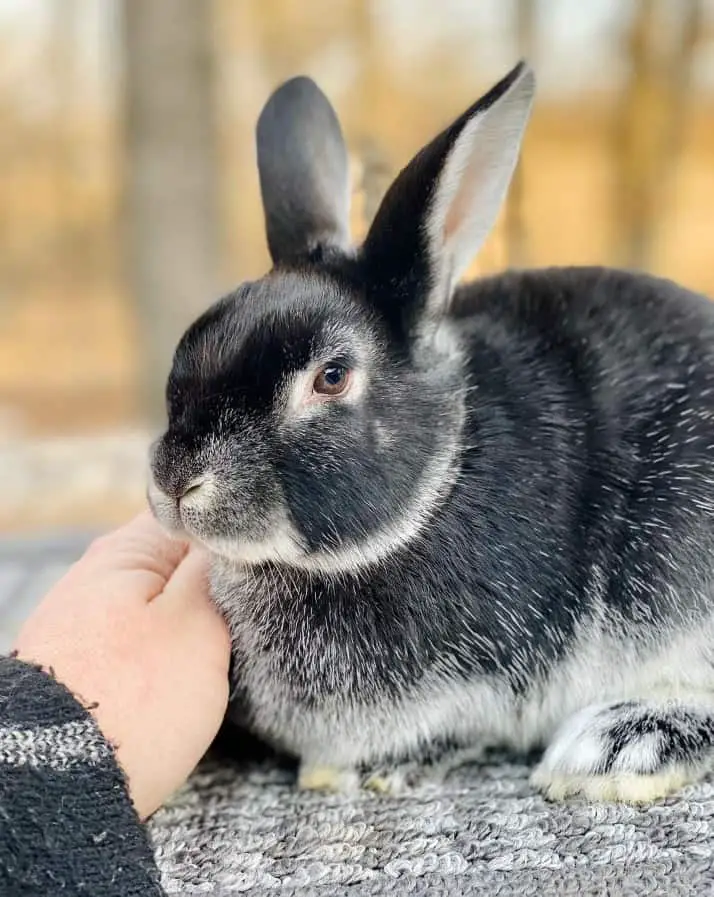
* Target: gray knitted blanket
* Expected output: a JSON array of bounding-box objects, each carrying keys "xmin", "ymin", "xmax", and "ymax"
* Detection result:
[{"xmin": 3, "ymin": 533, "xmax": 714, "ymax": 895}]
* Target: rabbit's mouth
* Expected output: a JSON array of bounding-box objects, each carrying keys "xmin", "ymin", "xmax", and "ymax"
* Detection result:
[{"xmin": 147, "ymin": 472, "xmax": 308, "ymax": 568}]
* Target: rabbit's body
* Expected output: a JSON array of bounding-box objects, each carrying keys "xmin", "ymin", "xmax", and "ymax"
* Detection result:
[
  {"xmin": 209, "ymin": 266, "xmax": 714, "ymax": 797},
  {"xmin": 150, "ymin": 64, "xmax": 714, "ymax": 801}
]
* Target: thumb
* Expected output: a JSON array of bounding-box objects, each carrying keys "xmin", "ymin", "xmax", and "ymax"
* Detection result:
[
  {"xmin": 152, "ymin": 546, "xmax": 231, "ymax": 677},
  {"xmin": 155, "ymin": 546, "xmax": 212, "ymax": 613}
]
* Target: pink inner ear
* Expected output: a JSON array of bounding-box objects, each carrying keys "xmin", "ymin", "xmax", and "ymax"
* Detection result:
[{"xmin": 443, "ymin": 155, "xmax": 482, "ymax": 246}]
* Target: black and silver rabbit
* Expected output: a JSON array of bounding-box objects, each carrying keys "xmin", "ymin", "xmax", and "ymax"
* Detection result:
[{"xmin": 149, "ymin": 62, "xmax": 714, "ymax": 803}]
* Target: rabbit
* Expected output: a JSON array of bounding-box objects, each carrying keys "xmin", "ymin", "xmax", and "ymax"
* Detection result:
[{"xmin": 148, "ymin": 60, "xmax": 714, "ymax": 804}]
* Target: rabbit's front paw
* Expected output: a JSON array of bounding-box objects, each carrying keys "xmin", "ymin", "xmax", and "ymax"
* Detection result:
[
  {"xmin": 297, "ymin": 763, "xmax": 413, "ymax": 796},
  {"xmin": 297, "ymin": 764, "xmax": 359, "ymax": 794},
  {"xmin": 531, "ymin": 699, "xmax": 714, "ymax": 804}
]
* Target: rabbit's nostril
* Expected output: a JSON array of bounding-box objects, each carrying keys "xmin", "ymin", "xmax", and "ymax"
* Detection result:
[{"xmin": 180, "ymin": 476, "xmax": 207, "ymax": 501}]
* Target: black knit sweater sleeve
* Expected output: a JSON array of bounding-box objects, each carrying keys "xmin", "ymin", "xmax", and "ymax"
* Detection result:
[{"xmin": 0, "ymin": 655, "xmax": 164, "ymax": 896}]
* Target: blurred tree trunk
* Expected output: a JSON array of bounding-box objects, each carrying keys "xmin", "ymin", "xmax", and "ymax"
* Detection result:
[
  {"xmin": 120, "ymin": 0, "xmax": 220, "ymax": 425},
  {"xmin": 614, "ymin": 0, "xmax": 701, "ymax": 270}
]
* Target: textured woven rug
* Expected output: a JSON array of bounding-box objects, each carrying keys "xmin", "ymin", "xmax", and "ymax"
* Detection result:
[{"xmin": 3, "ymin": 533, "xmax": 714, "ymax": 895}]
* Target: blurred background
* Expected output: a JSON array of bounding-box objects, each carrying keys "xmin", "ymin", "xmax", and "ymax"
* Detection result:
[{"xmin": 0, "ymin": 0, "xmax": 713, "ymax": 536}]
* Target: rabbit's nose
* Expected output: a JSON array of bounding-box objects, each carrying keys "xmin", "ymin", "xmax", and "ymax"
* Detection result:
[
  {"xmin": 178, "ymin": 475, "xmax": 208, "ymax": 505},
  {"xmin": 152, "ymin": 469, "xmax": 208, "ymax": 504},
  {"xmin": 149, "ymin": 432, "xmax": 206, "ymax": 501}
]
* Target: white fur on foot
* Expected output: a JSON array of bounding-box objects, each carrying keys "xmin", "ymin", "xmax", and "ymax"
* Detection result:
[
  {"xmin": 297, "ymin": 764, "xmax": 359, "ymax": 793},
  {"xmin": 531, "ymin": 700, "xmax": 711, "ymax": 804},
  {"xmin": 531, "ymin": 767, "xmax": 694, "ymax": 804}
]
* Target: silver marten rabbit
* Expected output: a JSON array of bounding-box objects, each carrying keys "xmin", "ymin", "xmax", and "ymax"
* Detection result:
[{"xmin": 149, "ymin": 61, "xmax": 714, "ymax": 803}]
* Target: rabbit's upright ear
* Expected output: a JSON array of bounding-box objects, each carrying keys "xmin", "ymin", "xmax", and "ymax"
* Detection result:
[
  {"xmin": 362, "ymin": 62, "xmax": 535, "ymax": 334},
  {"xmin": 256, "ymin": 76, "xmax": 351, "ymax": 266}
]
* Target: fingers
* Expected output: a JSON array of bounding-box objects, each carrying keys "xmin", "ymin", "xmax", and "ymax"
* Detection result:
[{"xmin": 87, "ymin": 510, "xmax": 191, "ymax": 582}]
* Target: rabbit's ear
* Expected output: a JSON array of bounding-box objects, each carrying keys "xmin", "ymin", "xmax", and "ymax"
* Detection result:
[
  {"xmin": 256, "ymin": 76, "xmax": 351, "ymax": 266},
  {"xmin": 362, "ymin": 62, "xmax": 534, "ymax": 333}
]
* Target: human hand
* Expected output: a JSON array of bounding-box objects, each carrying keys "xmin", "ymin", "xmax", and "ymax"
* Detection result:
[{"xmin": 13, "ymin": 511, "xmax": 231, "ymax": 820}]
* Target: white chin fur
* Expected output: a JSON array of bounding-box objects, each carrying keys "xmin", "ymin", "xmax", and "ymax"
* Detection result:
[{"xmin": 206, "ymin": 529, "xmax": 306, "ymax": 567}]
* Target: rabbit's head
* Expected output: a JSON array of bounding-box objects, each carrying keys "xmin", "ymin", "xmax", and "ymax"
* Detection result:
[{"xmin": 149, "ymin": 63, "xmax": 535, "ymax": 572}]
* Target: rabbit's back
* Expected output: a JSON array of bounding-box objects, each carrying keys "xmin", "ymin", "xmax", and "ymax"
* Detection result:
[
  {"xmin": 455, "ymin": 266, "xmax": 714, "ymax": 402},
  {"xmin": 454, "ymin": 265, "xmax": 714, "ymax": 623}
]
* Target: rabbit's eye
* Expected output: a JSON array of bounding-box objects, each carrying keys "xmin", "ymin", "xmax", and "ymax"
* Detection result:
[{"xmin": 313, "ymin": 363, "xmax": 351, "ymax": 397}]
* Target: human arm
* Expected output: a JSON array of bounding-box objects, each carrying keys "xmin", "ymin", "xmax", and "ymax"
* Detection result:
[{"xmin": 1, "ymin": 512, "xmax": 231, "ymax": 896}]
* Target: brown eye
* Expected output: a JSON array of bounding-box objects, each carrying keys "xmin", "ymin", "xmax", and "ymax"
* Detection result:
[{"xmin": 313, "ymin": 363, "xmax": 351, "ymax": 397}]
